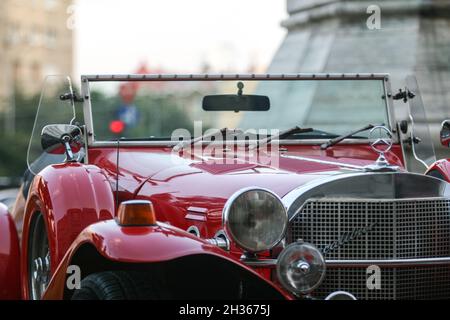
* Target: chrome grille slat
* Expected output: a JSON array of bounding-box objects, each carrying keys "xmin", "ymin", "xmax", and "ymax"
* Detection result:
[{"xmin": 288, "ymin": 197, "xmax": 450, "ymax": 299}]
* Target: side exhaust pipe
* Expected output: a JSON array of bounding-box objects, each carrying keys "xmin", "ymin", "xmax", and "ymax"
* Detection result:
[{"xmin": 325, "ymin": 291, "xmax": 357, "ymax": 300}]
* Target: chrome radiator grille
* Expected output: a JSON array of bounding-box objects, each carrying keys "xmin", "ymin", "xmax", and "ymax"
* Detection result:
[
  {"xmin": 288, "ymin": 198, "xmax": 450, "ymax": 299},
  {"xmin": 289, "ymin": 198, "xmax": 450, "ymax": 260}
]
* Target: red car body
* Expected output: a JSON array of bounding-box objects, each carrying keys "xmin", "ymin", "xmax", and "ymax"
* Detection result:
[
  {"xmin": 25, "ymin": 144, "xmax": 404, "ymax": 299},
  {"xmin": 0, "ymin": 73, "xmax": 449, "ymax": 300},
  {"xmin": 0, "ymin": 203, "xmax": 21, "ymax": 299}
]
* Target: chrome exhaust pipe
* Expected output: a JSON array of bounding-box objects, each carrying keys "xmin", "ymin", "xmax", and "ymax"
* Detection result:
[{"xmin": 325, "ymin": 291, "xmax": 357, "ymax": 300}]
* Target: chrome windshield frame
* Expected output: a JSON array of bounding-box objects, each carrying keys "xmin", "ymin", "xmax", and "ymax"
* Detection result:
[{"xmin": 80, "ymin": 73, "xmax": 398, "ymax": 148}]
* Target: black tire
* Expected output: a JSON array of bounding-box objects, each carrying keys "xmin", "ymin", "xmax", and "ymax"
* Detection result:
[{"xmin": 71, "ymin": 270, "xmax": 165, "ymax": 300}]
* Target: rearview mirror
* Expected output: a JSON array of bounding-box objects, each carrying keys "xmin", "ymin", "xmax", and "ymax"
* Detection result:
[
  {"xmin": 440, "ymin": 120, "xmax": 450, "ymax": 148},
  {"xmin": 203, "ymin": 94, "xmax": 270, "ymax": 112},
  {"xmin": 41, "ymin": 124, "xmax": 82, "ymax": 160}
]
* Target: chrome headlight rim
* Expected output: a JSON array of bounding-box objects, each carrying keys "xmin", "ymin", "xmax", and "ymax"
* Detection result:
[{"xmin": 222, "ymin": 187, "xmax": 288, "ymax": 253}]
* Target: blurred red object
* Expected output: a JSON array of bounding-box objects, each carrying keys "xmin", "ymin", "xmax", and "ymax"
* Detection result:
[
  {"xmin": 119, "ymin": 82, "xmax": 138, "ymax": 105},
  {"xmin": 110, "ymin": 120, "xmax": 125, "ymax": 134}
]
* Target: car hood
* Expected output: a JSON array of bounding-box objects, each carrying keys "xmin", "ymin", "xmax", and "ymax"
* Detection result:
[{"xmin": 89, "ymin": 145, "xmax": 405, "ymax": 213}]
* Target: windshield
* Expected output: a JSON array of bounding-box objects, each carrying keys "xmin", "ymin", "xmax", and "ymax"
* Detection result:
[{"xmin": 87, "ymin": 78, "xmax": 389, "ymax": 142}]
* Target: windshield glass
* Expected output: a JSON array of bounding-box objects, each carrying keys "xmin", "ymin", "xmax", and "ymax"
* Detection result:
[{"xmin": 88, "ymin": 78, "xmax": 389, "ymax": 141}]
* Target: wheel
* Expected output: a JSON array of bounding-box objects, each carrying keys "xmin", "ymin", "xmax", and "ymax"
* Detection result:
[
  {"xmin": 28, "ymin": 213, "xmax": 51, "ymax": 300},
  {"xmin": 71, "ymin": 271, "xmax": 164, "ymax": 300}
]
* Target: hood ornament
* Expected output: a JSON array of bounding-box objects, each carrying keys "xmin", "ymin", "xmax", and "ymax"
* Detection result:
[{"xmin": 364, "ymin": 126, "xmax": 399, "ymax": 172}]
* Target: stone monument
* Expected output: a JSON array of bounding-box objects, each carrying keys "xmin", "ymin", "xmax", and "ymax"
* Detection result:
[{"xmin": 269, "ymin": 0, "xmax": 450, "ymax": 158}]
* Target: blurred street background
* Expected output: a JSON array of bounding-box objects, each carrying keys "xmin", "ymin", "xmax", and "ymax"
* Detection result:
[{"xmin": 1, "ymin": 0, "xmax": 449, "ymax": 199}]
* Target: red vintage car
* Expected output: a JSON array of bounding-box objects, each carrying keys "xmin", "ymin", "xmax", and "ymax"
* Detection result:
[{"xmin": 1, "ymin": 73, "xmax": 449, "ymax": 300}]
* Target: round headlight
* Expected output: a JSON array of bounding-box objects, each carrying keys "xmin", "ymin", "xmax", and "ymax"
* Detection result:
[
  {"xmin": 276, "ymin": 242, "xmax": 326, "ymax": 295},
  {"xmin": 223, "ymin": 188, "xmax": 288, "ymax": 253}
]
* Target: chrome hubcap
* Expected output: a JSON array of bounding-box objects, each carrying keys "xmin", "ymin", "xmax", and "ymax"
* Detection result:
[{"xmin": 32, "ymin": 253, "xmax": 50, "ymax": 284}]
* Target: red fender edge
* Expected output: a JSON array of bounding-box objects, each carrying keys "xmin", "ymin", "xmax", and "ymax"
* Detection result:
[
  {"xmin": 42, "ymin": 220, "xmax": 291, "ymax": 300},
  {"xmin": 0, "ymin": 203, "xmax": 21, "ymax": 300}
]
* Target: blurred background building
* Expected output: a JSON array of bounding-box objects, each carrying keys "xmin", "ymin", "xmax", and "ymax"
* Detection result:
[
  {"xmin": 269, "ymin": 0, "xmax": 450, "ymax": 159},
  {"xmin": 0, "ymin": 0, "xmax": 73, "ymax": 188},
  {"xmin": 0, "ymin": 0, "xmax": 73, "ymax": 108}
]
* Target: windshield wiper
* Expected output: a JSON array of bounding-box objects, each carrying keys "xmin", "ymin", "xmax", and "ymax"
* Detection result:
[
  {"xmin": 320, "ymin": 124, "xmax": 380, "ymax": 150},
  {"xmin": 249, "ymin": 126, "xmax": 313, "ymax": 151}
]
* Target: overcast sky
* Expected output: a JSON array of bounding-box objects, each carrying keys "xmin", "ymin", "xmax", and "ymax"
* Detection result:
[{"xmin": 74, "ymin": 0, "xmax": 287, "ymax": 77}]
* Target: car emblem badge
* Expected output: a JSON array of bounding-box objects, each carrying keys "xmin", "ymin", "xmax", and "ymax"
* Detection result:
[
  {"xmin": 322, "ymin": 222, "xmax": 379, "ymax": 255},
  {"xmin": 364, "ymin": 126, "xmax": 399, "ymax": 172},
  {"xmin": 370, "ymin": 126, "xmax": 393, "ymax": 155}
]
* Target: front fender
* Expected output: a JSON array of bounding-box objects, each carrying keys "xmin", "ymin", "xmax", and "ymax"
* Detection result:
[
  {"xmin": 21, "ymin": 162, "xmax": 115, "ymax": 299},
  {"xmin": 43, "ymin": 220, "xmax": 290, "ymax": 300},
  {"xmin": 426, "ymin": 159, "xmax": 450, "ymax": 182},
  {"xmin": 0, "ymin": 203, "xmax": 21, "ymax": 300}
]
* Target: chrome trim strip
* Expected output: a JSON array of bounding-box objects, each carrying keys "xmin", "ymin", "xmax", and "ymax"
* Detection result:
[
  {"xmin": 326, "ymin": 257, "xmax": 450, "ymax": 268},
  {"xmin": 297, "ymin": 196, "xmax": 448, "ymax": 204},
  {"xmin": 185, "ymin": 214, "xmax": 206, "ymax": 222},
  {"xmin": 89, "ymin": 139, "xmax": 386, "ymax": 148},
  {"xmin": 242, "ymin": 259, "xmax": 278, "ymax": 268},
  {"xmin": 187, "ymin": 206, "xmax": 208, "ymax": 214},
  {"xmin": 243, "ymin": 257, "xmax": 450, "ymax": 268}
]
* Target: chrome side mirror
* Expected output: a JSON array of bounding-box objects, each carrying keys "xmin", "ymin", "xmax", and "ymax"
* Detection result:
[
  {"xmin": 41, "ymin": 124, "xmax": 82, "ymax": 161},
  {"xmin": 440, "ymin": 120, "xmax": 450, "ymax": 148}
]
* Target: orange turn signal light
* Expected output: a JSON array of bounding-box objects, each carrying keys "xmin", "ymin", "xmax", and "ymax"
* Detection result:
[{"xmin": 117, "ymin": 200, "xmax": 157, "ymax": 226}]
